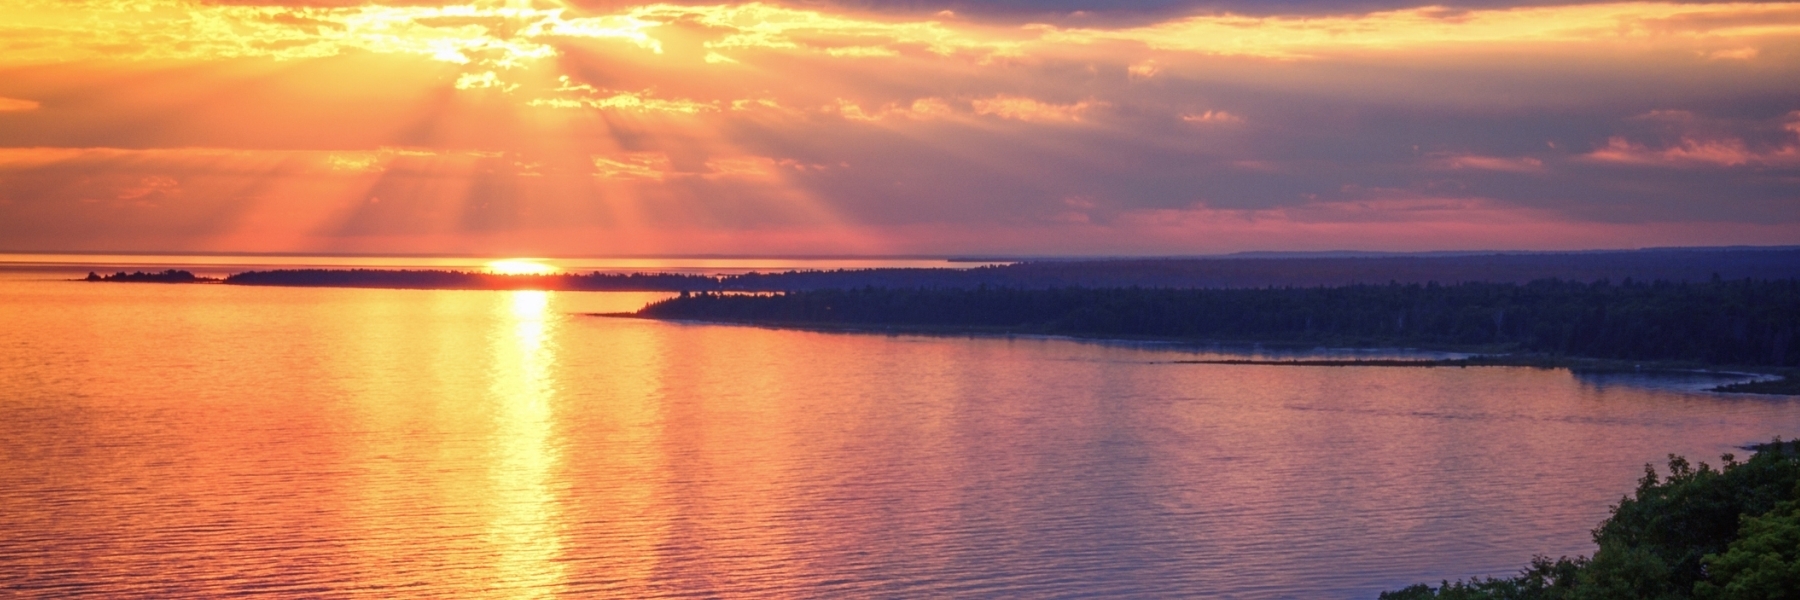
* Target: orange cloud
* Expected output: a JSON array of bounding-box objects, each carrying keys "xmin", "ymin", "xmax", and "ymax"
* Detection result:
[
  {"xmin": 1706, "ymin": 47, "xmax": 1760, "ymax": 60},
  {"xmin": 593, "ymin": 153, "xmax": 673, "ymax": 180},
  {"xmin": 1, "ymin": 2, "xmax": 1797, "ymax": 255},
  {"xmin": 703, "ymin": 156, "xmax": 778, "ymax": 179},
  {"xmin": 971, "ymin": 95, "xmax": 1101, "ymax": 123},
  {"xmin": 834, "ymin": 97, "xmax": 957, "ymax": 121},
  {"xmin": 115, "ymin": 175, "xmax": 180, "ymax": 203},
  {"xmin": 1056, "ymin": 2, "xmax": 1800, "ymax": 59},
  {"xmin": 1127, "ymin": 60, "xmax": 1160, "ymax": 80},
  {"xmin": 523, "ymin": 76, "xmax": 719, "ymax": 114}
]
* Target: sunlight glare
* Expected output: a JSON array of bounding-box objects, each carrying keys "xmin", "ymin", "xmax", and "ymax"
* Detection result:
[
  {"xmin": 487, "ymin": 259, "xmax": 560, "ymax": 276},
  {"xmin": 485, "ymin": 289, "xmax": 564, "ymax": 596}
]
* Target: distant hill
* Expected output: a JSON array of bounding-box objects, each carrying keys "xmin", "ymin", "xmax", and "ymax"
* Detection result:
[
  {"xmin": 220, "ymin": 247, "xmax": 1800, "ymax": 292},
  {"xmin": 724, "ymin": 247, "xmax": 1800, "ymax": 290},
  {"xmin": 637, "ymin": 278, "xmax": 1800, "ymax": 367}
]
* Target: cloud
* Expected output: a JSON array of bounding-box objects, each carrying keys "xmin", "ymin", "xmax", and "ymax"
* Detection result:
[
  {"xmin": 593, "ymin": 153, "xmax": 672, "ymax": 180},
  {"xmin": 0, "ymin": 1, "xmax": 1798, "ymax": 254},
  {"xmin": 1431, "ymin": 154, "xmax": 1546, "ymax": 173},
  {"xmin": 530, "ymin": 90, "xmax": 717, "ymax": 113},
  {"xmin": 1054, "ymin": 2, "xmax": 1800, "ymax": 59},
  {"xmin": 0, "ymin": 1, "xmax": 662, "ymax": 68},
  {"xmin": 114, "ymin": 175, "xmax": 181, "ymax": 204},
  {"xmin": 834, "ymin": 97, "xmax": 958, "ymax": 121},
  {"xmin": 1181, "ymin": 110, "xmax": 1241, "ymax": 124},
  {"xmin": 325, "ymin": 153, "xmax": 384, "ymax": 172},
  {"xmin": 0, "ymin": 97, "xmax": 39, "ymax": 111},
  {"xmin": 971, "ymin": 95, "xmax": 1101, "ymax": 122},
  {"xmin": 703, "ymin": 156, "xmax": 779, "ymax": 179},
  {"xmin": 1127, "ymin": 59, "xmax": 1160, "ymax": 79},
  {"xmin": 1584, "ymin": 137, "xmax": 1800, "ymax": 167},
  {"xmin": 1706, "ymin": 47, "xmax": 1759, "ymax": 60},
  {"xmin": 453, "ymin": 71, "xmax": 517, "ymax": 91},
  {"xmin": 1582, "ymin": 112, "xmax": 1800, "ymax": 168}
]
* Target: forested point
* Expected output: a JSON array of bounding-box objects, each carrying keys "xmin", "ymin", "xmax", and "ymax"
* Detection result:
[
  {"xmin": 84, "ymin": 270, "xmax": 215, "ymax": 283},
  {"xmin": 1381, "ymin": 441, "xmax": 1800, "ymax": 600},
  {"xmin": 636, "ymin": 279, "xmax": 1800, "ymax": 367}
]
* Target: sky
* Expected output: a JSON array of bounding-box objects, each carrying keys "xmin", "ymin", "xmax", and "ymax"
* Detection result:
[{"xmin": 0, "ymin": 0, "xmax": 1797, "ymax": 256}]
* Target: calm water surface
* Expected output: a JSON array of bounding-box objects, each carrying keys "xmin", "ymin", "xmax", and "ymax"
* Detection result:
[{"xmin": 3, "ymin": 280, "xmax": 1797, "ymax": 598}]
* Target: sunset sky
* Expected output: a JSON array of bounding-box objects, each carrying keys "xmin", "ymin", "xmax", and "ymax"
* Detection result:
[{"xmin": 1, "ymin": 0, "xmax": 1797, "ymax": 255}]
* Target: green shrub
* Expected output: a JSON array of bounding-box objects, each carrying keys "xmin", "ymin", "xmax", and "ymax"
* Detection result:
[
  {"xmin": 1694, "ymin": 493, "xmax": 1800, "ymax": 600},
  {"xmin": 1383, "ymin": 441, "xmax": 1800, "ymax": 599}
]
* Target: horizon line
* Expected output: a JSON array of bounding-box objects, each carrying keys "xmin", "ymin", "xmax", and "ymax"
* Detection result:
[{"xmin": 3, "ymin": 244, "xmax": 1799, "ymax": 262}]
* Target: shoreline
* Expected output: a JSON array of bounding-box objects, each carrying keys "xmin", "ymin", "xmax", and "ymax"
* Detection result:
[{"xmin": 593, "ymin": 313, "xmax": 1799, "ymax": 396}]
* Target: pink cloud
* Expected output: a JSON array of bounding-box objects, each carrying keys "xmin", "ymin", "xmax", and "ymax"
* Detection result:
[
  {"xmin": 971, "ymin": 96, "xmax": 1101, "ymax": 123},
  {"xmin": 1431, "ymin": 154, "xmax": 1546, "ymax": 173},
  {"xmin": 1181, "ymin": 110, "xmax": 1242, "ymax": 125},
  {"xmin": 1584, "ymin": 136, "xmax": 1800, "ymax": 167}
]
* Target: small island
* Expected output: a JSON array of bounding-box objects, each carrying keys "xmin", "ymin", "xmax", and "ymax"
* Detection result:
[{"xmin": 84, "ymin": 269, "xmax": 218, "ymax": 283}]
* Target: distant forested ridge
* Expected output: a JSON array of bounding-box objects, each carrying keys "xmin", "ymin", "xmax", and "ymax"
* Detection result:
[
  {"xmin": 85, "ymin": 269, "xmax": 215, "ymax": 283},
  {"xmin": 789, "ymin": 247, "xmax": 1800, "ymax": 290},
  {"xmin": 706, "ymin": 247, "xmax": 1800, "ymax": 291},
  {"xmin": 221, "ymin": 247, "xmax": 1800, "ymax": 292},
  {"xmin": 636, "ymin": 279, "xmax": 1800, "ymax": 366}
]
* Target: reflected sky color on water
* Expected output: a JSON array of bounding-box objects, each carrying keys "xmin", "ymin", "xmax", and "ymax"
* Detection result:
[{"xmin": 2, "ymin": 281, "xmax": 1798, "ymax": 598}]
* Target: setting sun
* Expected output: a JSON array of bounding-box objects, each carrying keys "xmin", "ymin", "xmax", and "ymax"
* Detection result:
[{"xmin": 485, "ymin": 259, "xmax": 559, "ymax": 276}]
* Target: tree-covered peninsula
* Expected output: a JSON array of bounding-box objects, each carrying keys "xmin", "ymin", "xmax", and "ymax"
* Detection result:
[{"xmin": 635, "ymin": 278, "xmax": 1800, "ymax": 367}]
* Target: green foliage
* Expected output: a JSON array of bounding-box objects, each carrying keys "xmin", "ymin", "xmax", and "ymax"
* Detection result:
[
  {"xmin": 1380, "ymin": 442, "xmax": 1800, "ymax": 599},
  {"xmin": 1695, "ymin": 494, "xmax": 1800, "ymax": 599},
  {"xmin": 1379, "ymin": 557, "xmax": 1585, "ymax": 600}
]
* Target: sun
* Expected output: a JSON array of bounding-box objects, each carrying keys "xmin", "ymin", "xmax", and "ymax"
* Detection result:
[{"xmin": 485, "ymin": 259, "xmax": 560, "ymax": 276}]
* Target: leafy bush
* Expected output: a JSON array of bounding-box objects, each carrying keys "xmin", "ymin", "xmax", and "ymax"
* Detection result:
[
  {"xmin": 1381, "ymin": 441, "xmax": 1800, "ymax": 599},
  {"xmin": 1695, "ymin": 496, "xmax": 1800, "ymax": 599}
]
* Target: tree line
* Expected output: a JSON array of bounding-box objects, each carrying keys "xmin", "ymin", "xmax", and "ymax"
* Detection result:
[
  {"xmin": 218, "ymin": 247, "xmax": 1800, "ymax": 292},
  {"xmin": 84, "ymin": 269, "xmax": 215, "ymax": 283},
  {"xmin": 638, "ymin": 278, "xmax": 1800, "ymax": 366}
]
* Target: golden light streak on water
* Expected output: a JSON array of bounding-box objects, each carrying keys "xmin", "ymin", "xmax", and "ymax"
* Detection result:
[{"xmin": 484, "ymin": 290, "xmax": 566, "ymax": 597}]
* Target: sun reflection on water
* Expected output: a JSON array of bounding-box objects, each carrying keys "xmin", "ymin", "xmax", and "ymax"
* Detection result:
[{"xmin": 486, "ymin": 290, "xmax": 565, "ymax": 597}]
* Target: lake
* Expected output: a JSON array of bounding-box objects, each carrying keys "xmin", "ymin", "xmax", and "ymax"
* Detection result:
[{"xmin": 2, "ymin": 277, "xmax": 1796, "ymax": 598}]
